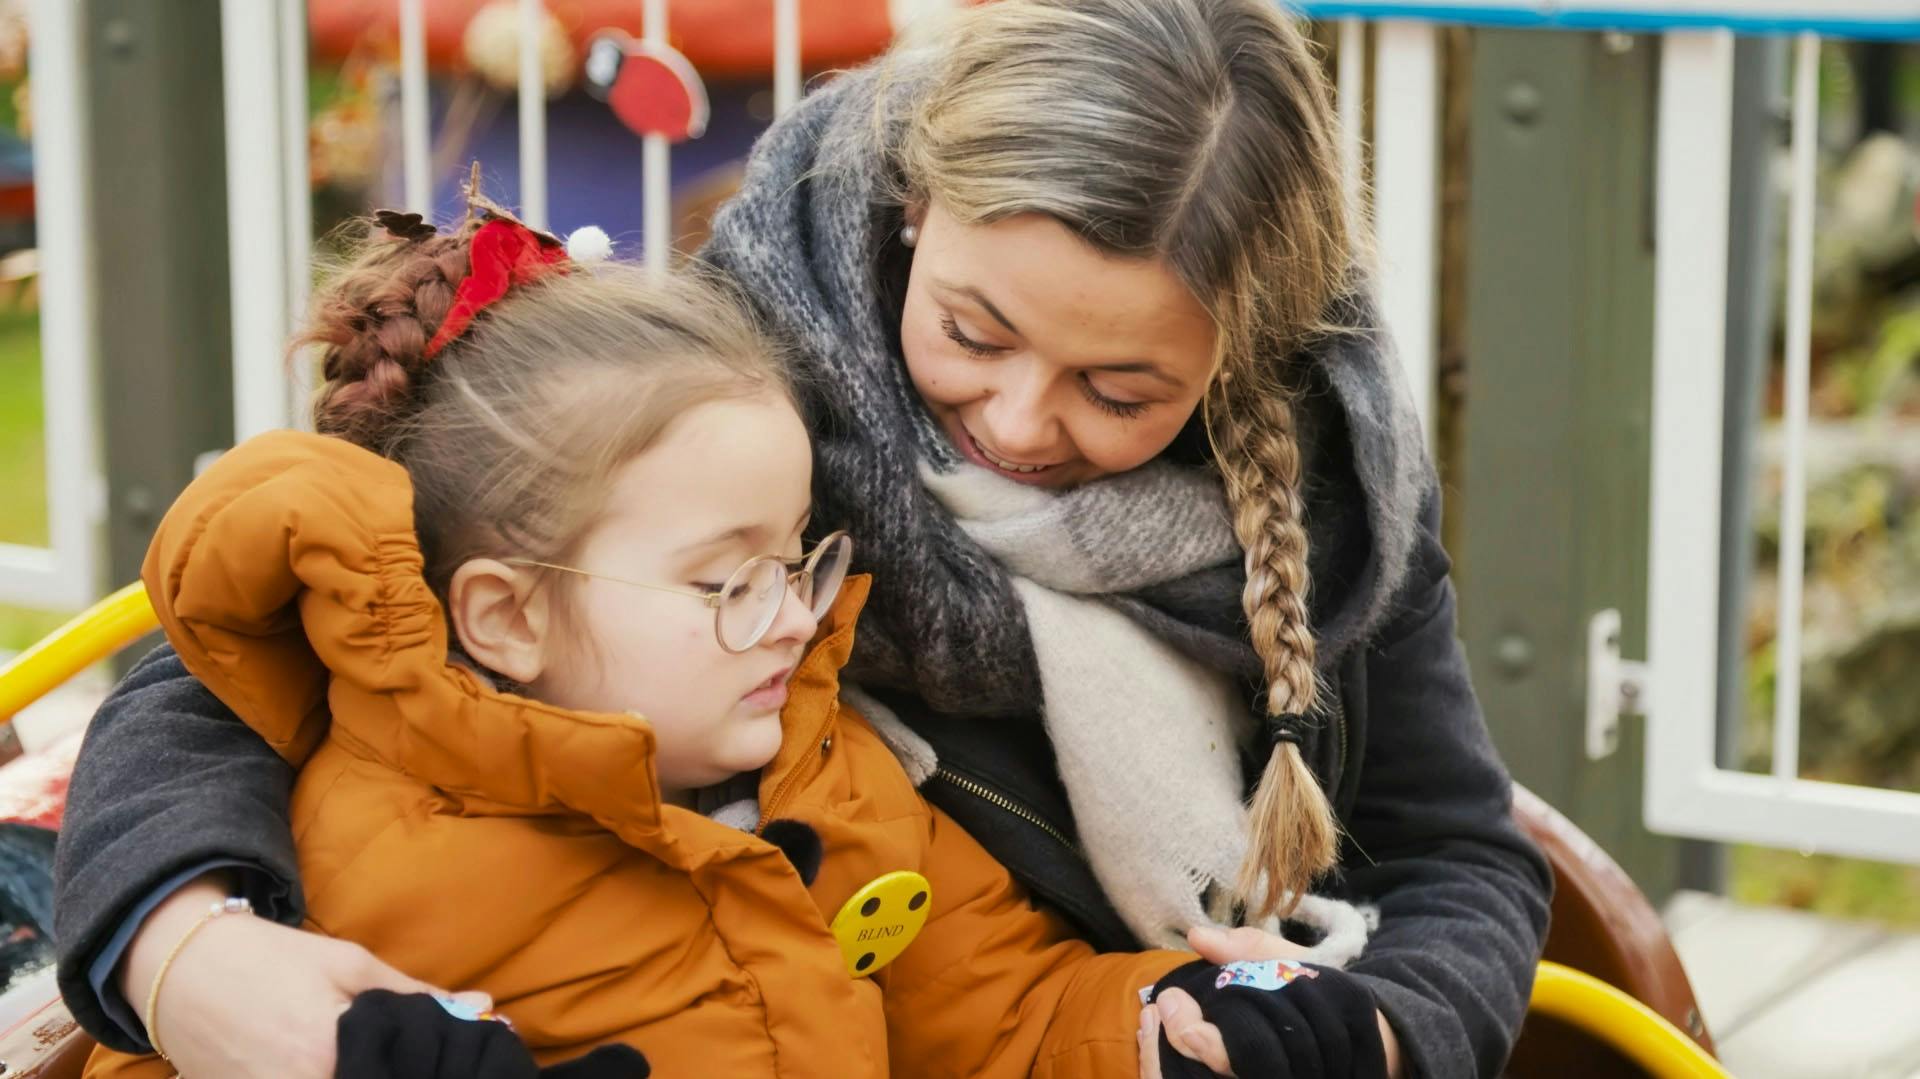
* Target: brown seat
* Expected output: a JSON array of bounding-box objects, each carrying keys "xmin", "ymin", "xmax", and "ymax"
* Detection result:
[
  {"xmin": 0, "ymin": 981, "xmax": 93, "ymax": 1079},
  {"xmin": 1506, "ymin": 784, "xmax": 1717, "ymax": 1078}
]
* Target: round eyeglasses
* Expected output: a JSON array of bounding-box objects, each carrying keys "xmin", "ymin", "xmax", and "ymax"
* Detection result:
[{"xmin": 507, "ymin": 531, "xmax": 852, "ymax": 654}]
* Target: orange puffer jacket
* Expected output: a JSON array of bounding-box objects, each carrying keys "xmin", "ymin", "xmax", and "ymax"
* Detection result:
[{"xmin": 86, "ymin": 431, "xmax": 1188, "ymax": 1079}]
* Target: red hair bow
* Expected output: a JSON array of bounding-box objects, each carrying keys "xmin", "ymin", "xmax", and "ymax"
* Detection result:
[{"xmin": 425, "ymin": 218, "xmax": 570, "ymax": 358}]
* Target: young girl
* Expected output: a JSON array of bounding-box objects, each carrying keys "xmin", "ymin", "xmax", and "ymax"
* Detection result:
[{"xmin": 81, "ymin": 207, "xmax": 1389, "ymax": 1079}]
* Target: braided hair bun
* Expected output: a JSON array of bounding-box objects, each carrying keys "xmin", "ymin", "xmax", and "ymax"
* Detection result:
[{"xmin": 299, "ymin": 215, "xmax": 479, "ymax": 450}]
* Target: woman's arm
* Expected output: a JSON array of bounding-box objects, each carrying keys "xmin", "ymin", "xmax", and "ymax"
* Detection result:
[
  {"xmin": 54, "ymin": 644, "xmax": 449, "ymax": 1079},
  {"xmin": 53, "ymin": 642, "xmax": 304, "ymax": 1048},
  {"xmin": 1334, "ymin": 493, "xmax": 1554, "ymax": 1079}
]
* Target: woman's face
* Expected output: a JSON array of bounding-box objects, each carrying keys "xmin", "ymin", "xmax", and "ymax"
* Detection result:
[{"xmin": 899, "ymin": 202, "xmax": 1218, "ymax": 489}]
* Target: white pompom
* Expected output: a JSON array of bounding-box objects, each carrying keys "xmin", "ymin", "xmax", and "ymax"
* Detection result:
[{"xmin": 565, "ymin": 225, "xmax": 613, "ymax": 265}]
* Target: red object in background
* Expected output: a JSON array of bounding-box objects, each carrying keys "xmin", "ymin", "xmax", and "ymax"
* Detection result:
[
  {"xmin": 584, "ymin": 32, "xmax": 709, "ymax": 142},
  {"xmin": 310, "ymin": 0, "xmax": 905, "ymax": 80},
  {"xmin": 0, "ymin": 182, "xmax": 32, "ymax": 224},
  {"xmin": 0, "ymin": 733, "xmax": 78, "ymax": 831}
]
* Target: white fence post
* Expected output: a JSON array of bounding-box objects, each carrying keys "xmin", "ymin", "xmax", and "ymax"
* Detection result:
[
  {"xmin": 279, "ymin": 0, "xmax": 312, "ymax": 425},
  {"xmin": 399, "ymin": 0, "xmax": 431, "ymax": 214},
  {"xmin": 519, "ymin": 0, "xmax": 549, "ymax": 230},
  {"xmin": 222, "ymin": 0, "xmax": 302, "ymax": 439},
  {"xmin": 775, "ymin": 0, "xmax": 801, "ymax": 117},
  {"xmin": 644, "ymin": 0, "xmax": 670, "ymax": 272},
  {"xmin": 1646, "ymin": 27, "xmax": 1735, "ymax": 834},
  {"xmin": 1372, "ymin": 20, "xmax": 1439, "ymax": 446},
  {"xmin": 1770, "ymin": 31, "xmax": 1820, "ymax": 783},
  {"xmin": 1, "ymin": 0, "xmax": 106, "ymax": 611},
  {"xmin": 1336, "ymin": 17, "xmax": 1366, "ymax": 229}
]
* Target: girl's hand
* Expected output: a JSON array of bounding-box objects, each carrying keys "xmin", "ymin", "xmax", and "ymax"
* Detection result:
[
  {"xmin": 1139, "ymin": 987, "xmax": 1232, "ymax": 1077},
  {"xmin": 1136, "ymin": 925, "xmax": 1407, "ymax": 1078},
  {"xmin": 119, "ymin": 875, "xmax": 482, "ymax": 1079},
  {"xmin": 1139, "ymin": 928, "xmax": 1304, "ymax": 1076}
]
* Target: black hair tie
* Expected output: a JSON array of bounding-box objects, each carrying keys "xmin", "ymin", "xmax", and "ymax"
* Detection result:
[{"xmin": 1266, "ymin": 713, "xmax": 1308, "ymax": 751}]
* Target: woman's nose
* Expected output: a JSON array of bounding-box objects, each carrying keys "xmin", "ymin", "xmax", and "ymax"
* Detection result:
[{"xmin": 979, "ymin": 366, "xmax": 1061, "ymax": 458}]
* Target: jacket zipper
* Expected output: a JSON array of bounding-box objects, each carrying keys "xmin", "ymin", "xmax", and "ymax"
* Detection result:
[
  {"xmin": 929, "ymin": 766, "xmax": 1082, "ymax": 857},
  {"xmin": 756, "ymin": 698, "xmax": 839, "ymax": 833},
  {"xmin": 1334, "ymin": 706, "xmax": 1348, "ymax": 792}
]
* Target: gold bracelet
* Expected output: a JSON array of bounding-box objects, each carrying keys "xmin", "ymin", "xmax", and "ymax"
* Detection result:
[{"xmin": 143, "ymin": 896, "xmax": 254, "ymax": 1060}]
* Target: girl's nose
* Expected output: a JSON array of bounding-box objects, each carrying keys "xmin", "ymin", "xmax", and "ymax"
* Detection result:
[{"xmin": 761, "ymin": 574, "xmax": 821, "ymax": 647}]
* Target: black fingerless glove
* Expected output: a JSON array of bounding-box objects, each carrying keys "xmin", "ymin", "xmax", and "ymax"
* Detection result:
[
  {"xmin": 335, "ymin": 990, "xmax": 651, "ymax": 1079},
  {"xmin": 1148, "ymin": 959, "xmax": 1388, "ymax": 1079}
]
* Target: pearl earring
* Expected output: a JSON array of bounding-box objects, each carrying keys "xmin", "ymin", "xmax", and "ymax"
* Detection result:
[{"xmin": 900, "ymin": 223, "xmax": 920, "ymax": 247}]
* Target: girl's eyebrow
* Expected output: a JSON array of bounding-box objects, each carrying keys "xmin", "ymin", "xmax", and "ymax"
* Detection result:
[
  {"xmin": 679, "ymin": 509, "xmax": 811, "ymax": 558},
  {"xmin": 675, "ymin": 524, "xmax": 763, "ymax": 557},
  {"xmin": 931, "ymin": 278, "xmax": 1021, "ymax": 336}
]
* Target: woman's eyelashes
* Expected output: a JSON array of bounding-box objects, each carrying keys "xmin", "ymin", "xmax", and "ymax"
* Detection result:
[
  {"xmin": 1078, "ymin": 377, "xmax": 1149, "ymax": 420},
  {"xmin": 940, "ymin": 310, "xmax": 1152, "ymax": 420},
  {"xmin": 939, "ymin": 313, "xmax": 1001, "ymax": 358}
]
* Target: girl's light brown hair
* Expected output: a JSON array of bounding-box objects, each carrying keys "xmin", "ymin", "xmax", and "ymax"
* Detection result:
[
  {"xmin": 296, "ymin": 217, "xmax": 791, "ymax": 602},
  {"xmin": 890, "ymin": 0, "xmax": 1356, "ymax": 919}
]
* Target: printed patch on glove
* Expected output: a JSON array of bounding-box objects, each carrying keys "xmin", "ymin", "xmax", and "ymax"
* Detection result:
[
  {"xmin": 1213, "ymin": 959, "xmax": 1320, "ymax": 992},
  {"xmin": 434, "ymin": 996, "xmax": 515, "ymax": 1029}
]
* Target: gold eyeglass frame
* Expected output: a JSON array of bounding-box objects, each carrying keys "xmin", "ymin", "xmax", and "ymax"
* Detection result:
[{"xmin": 505, "ymin": 531, "xmax": 852, "ymax": 654}]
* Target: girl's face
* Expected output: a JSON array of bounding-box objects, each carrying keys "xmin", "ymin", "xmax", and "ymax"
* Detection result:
[
  {"xmin": 527, "ymin": 394, "xmax": 820, "ymax": 801},
  {"xmin": 899, "ymin": 202, "xmax": 1219, "ymax": 489}
]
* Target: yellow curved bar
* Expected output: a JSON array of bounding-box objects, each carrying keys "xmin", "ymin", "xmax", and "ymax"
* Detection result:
[
  {"xmin": 1530, "ymin": 960, "xmax": 1731, "ymax": 1079},
  {"xmin": 0, "ymin": 583, "xmax": 157, "ymax": 722}
]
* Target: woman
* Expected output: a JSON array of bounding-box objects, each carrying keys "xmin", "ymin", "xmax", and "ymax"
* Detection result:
[{"xmin": 52, "ymin": 1, "xmax": 1549, "ymax": 1076}]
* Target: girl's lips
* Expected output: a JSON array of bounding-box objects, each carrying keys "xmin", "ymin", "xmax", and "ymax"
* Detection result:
[{"xmin": 741, "ymin": 668, "xmax": 793, "ymax": 712}]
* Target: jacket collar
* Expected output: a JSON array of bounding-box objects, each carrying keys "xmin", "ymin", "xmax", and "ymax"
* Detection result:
[{"xmin": 327, "ymin": 566, "xmax": 872, "ymax": 848}]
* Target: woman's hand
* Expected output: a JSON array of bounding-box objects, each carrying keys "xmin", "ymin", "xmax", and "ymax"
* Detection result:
[
  {"xmin": 1136, "ymin": 926, "xmax": 1405, "ymax": 1078},
  {"xmin": 118, "ymin": 874, "xmax": 482, "ymax": 1079}
]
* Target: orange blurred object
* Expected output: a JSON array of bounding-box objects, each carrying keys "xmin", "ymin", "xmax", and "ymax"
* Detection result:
[
  {"xmin": 0, "ymin": 733, "xmax": 78, "ymax": 831},
  {"xmin": 310, "ymin": 0, "xmax": 903, "ymax": 80}
]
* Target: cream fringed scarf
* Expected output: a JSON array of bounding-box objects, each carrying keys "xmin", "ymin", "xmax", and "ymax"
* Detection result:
[{"xmin": 905, "ymin": 460, "xmax": 1371, "ymax": 966}]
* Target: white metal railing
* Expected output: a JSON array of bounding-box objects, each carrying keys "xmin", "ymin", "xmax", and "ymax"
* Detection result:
[
  {"xmin": 518, "ymin": 0, "xmax": 547, "ymax": 230},
  {"xmin": 1326, "ymin": 16, "xmax": 1441, "ymax": 446},
  {"xmin": 1641, "ymin": 26, "xmax": 1920, "ymax": 866},
  {"xmin": 2, "ymin": 0, "xmax": 105, "ymax": 613},
  {"xmin": 1369, "ymin": 20, "xmax": 1440, "ymax": 444},
  {"xmin": 398, "ymin": 0, "xmax": 429, "ymax": 213},
  {"xmin": 220, "ymin": 0, "xmax": 820, "ymax": 442},
  {"xmin": 642, "ymin": 0, "xmax": 669, "ymax": 272},
  {"xmin": 220, "ymin": 0, "xmax": 309, "ymax": 440},
  {"xmin": 1311, "ymin": 1, "xmax": 1920, "ymax": 867}
]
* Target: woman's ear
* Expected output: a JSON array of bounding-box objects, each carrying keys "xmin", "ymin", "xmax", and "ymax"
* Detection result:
[{"xmin": 447, "ymin": 559, "xmax": 551, "ymax": 685}]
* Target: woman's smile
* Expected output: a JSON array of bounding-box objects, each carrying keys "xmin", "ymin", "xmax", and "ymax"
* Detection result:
[{"xmin": 950, "ymin": 416, "xmax": 1064, "ymax": 480}]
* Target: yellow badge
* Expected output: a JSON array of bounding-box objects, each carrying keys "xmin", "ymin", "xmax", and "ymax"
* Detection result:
[{"xmin": 828, "ymin": 871, "xmax": 932, "ymax": 978}]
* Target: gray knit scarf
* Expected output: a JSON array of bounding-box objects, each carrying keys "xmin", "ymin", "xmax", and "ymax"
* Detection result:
[{"xmin": 702, "ymin": 59, "xmax": 1432, "ymax": 724}]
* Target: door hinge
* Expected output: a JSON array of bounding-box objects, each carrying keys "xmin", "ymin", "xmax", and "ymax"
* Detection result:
[{"xmin": 1586, "ymin": 608, "xmax": 1651, "ymax": 761}]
